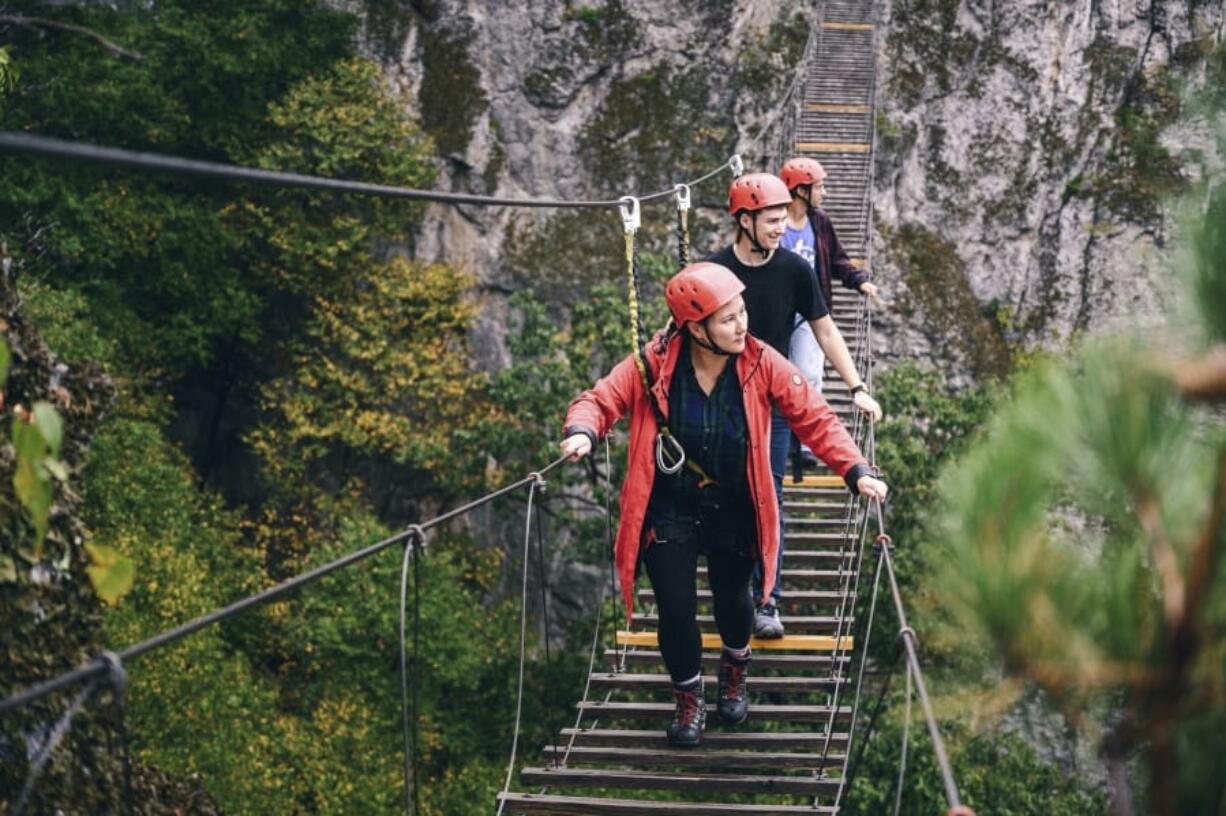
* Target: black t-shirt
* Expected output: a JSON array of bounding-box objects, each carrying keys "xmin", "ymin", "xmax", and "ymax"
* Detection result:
[{"xmin": 707, "ymin": 245, "xmax": 829, "ymax": 356}]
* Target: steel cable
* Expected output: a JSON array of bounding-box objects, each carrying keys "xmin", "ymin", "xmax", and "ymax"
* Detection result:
[{"xmin": 0, "ymin": 132, "xmax": 737, "ymax": 211}]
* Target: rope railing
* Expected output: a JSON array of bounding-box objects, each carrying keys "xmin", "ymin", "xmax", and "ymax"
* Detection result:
[
  {"xmin": 828, "ymin": 402, "xmax": 973, "ymax": 815},
  {"xmin": 1, "ymin": 454, "xmax": 569, "ymax": 815}
]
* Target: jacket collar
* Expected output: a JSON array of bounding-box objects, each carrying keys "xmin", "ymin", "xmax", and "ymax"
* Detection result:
[{"xmin": 647, "ymin": 330, "xmax": 767, "ymax": 415}]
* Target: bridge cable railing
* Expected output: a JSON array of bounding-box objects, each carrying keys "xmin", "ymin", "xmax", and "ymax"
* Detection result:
[
  {"xmin": 2, "ymin": 454, "xmax": 568, "ymax": 815},
  {"xmin": 827, "ymin": 395, "xmax": 975, "ymax": 815}
]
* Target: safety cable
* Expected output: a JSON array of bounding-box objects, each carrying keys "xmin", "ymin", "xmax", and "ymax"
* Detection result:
[
  {"xmin": 674, "ymin": 183, "xmax": 691, "ymax": 268},
  {"xmin": 495, "ymin": 471, "xmax": 548, "ymax": 816},
  {"xmin": 11, "ymin": 651, "xmax": 128, "ymax": 816},
  {"xmin": 560, "ymin": 438, "xmax": 622, "ymax": 766},
  {"xmin": 0, "ymin": 132, "xmax": 738, "ymax": 211},
  {"xmin": 398, "ymin": 526, "xmax": 426, "ymax": 815},
  {"xmin": 893, "ymin": 660, "xmax": 913, "ymax": 816},
  {"xmin": 532, "ymin": 503, "xmax": 563, "ymax": 767},
  {"xmin": 0, "ymin": 455, "xmax": 568, "ymax": 715}
]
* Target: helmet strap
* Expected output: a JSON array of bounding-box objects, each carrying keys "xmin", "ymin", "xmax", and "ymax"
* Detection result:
[
  {"xmin": 745, "ymin": 212, "xmax": 769, "ymax": 258},
  {"xmin": 689, "ymin": 320, "xmax": 734, "ymax": 357}
]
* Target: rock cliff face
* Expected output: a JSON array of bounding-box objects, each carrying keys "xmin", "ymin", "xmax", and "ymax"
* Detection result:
[
  {"xmin": 345, "ymin": 0, "xmax": 1223, "ymax": 383},
  {"xmin": 871, "ymin": 0, "xmax": 1225, "ymax": 379},
  {"xmin": 340, "ymin": 0, "xmax": 810, "ymax": 368}
]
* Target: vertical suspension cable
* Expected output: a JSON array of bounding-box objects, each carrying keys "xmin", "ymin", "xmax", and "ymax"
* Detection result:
[
  {"xmin": 398, "ymin": 526, "xmax": 426, "ymax": 816},
  {"xmin": 495, "ymin": 474, "xmax": 547, "ymax": 816},
  {"xmin": 893, "ymin": 661, "xmax": 913, "ymax": 816}
]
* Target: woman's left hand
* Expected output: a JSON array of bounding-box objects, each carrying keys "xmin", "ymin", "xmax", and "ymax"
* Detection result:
[{"xmin": 857, "ymin": 476, "xmax": 888, "ymax": 501}]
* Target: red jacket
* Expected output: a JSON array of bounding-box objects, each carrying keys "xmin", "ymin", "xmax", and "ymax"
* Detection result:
[{"xmin": 564, "ymin": 330, "xmax": 869, "ymax": 622}]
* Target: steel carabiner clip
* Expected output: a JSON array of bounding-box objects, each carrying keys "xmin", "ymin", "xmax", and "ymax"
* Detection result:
[{"xmin": 655, "ymin": 432, "xmax": 686, "ymax": 475}]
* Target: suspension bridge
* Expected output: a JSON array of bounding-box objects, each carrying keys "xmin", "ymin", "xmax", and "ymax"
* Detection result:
[{"xmin": 0, "ymin": 1, "xmax": 974, "ymax": 813}]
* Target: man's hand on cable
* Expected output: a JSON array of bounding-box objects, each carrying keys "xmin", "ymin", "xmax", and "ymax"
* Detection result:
[
  {"xmin": 852, "ymin": 389, "xmax": 883, "ymax": 423},
  {"xmin": 857, "ymin": 475, "xmax": 888, "ymax": 501},
  {"xmin": 561, "ymin": 433, "xmax": 593, "ymax": 461}
]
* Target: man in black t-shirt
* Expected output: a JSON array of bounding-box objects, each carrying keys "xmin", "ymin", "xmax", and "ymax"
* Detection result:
[{"xmin": 709, "ymin": 172, "xmax": 882, "ymax": 638}]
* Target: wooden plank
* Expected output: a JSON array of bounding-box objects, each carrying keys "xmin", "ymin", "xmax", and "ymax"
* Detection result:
[
  {"xmin": 791, "ymin": 475, "xmax": 846, "ymax": 488},
  {"xmin": 795, "ymin": 141, "xmax": 871, "ymax": 153},
  {"xmin": 558, "ymin": 727, "xmax": 851, "ymax": 751},
  {"xmin": 577, "ymin": 700, "xmax": 853, "ymax": 722},
  {"xmin": 520, "ymin": 766, "xmax": 841, "ymax": 795},
  {"xmin": 497, "ymin": 793, "xmax": 838, "ymax": 815},
  {"xmin": 616, "ymin": 632, "xmax": 852, "ymax": 651},
  {"xmin": 540, "ymin": 745, "xmax": 845, "ymax": 770},
  {"xmin": 821, "ymin": 21, "xmax": 874, "ymax": 31},
  {"xmin": 587, "ymin": 672, "xmax": 843, "ymax": 693},
  {"xmin": 804, "ymin": 103, "xmax": 870, "ymax": 113},
  {"xmin": 604, "ymin": 650, "xmax": 850, "ymax": 672}
]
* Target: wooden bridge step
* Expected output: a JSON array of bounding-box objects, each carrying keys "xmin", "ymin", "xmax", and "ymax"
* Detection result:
[
  {"xmin": 520, "ymin": 766, "xmax": 842, "ymax": 795},
  {"xmin": 696, "ymin": 567, "xmax": 851, "ymax": 586},
  {"xmin": 587, "ymin": 673, "xmax": 845, "ymax": 693},
  {"xmin": 558, "ymin": 727, "xmax": 850, "ymax": 751},
  {"xmin": 541, "ymin": 744, "xmax": 846, "ymax": 770},
  {"xmin": 604, "ymin": 650, "xmax": 850, "ymax": 672},
  {"xmin": 636, "ymin": 588, "xmax": 852, "ymax": 605},
  {"xmin": 497, "ymin": 792, "xmax": 838, "ymax": 815},
  {"xmin": 632, "ymin": 615, "xmax": 854, "ymax": 635},
  {"xmin": 577, "ymin": 700, "xmax": 853, "ymax": 723},
  {"xmin": 616, "ymin": 632, "xmax": 852, "ymax": 652}
]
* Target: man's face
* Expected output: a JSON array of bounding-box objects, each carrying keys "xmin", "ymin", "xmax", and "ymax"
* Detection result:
[
  {"xmin": 740, "ymin": 205, "xmax": 788, "ymax": 250},
  {"xmin": 809, "ymin": 172, "xmax": 828, "ymax": 207}
]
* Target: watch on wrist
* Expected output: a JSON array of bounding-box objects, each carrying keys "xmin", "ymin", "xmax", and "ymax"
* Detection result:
[{"xmin": 850, "ymin": 383, "xmax": 868, "ymax": 396}]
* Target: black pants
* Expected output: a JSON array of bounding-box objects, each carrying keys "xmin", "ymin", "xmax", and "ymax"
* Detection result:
[{"xmin": 642, "ymin": 518, "xmax": 756, "ymax": 684}]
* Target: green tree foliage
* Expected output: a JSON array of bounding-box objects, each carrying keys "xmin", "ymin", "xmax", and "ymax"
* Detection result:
[{"xmin": 934, "ymin": 179, "xmax": 1226, "ymax": 814}]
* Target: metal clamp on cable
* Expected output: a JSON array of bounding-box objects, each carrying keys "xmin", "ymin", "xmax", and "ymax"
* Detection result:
[
  {"xmin": 897, "ymin": 625, "xmax": 918, "ymax": 651},
  {"xmin": 618, "ymin": 195, "xmax": 640, "ymax": 234},
  {"xmin": 404, "ymin": 524, "xmax": 427, "ymax": 558},
  {"xmin": 655, "ymin": 432, "xmax": 686, "ymax": 475},
  {"xmin": 873, "ymin": 533, "xmax": 892, "ymax": 555},
  {"xmin": 729, "ymin": 154, "xmax": 744, "ymax": 178},
  {"xmin": 99, "ymin": 651, "xmax": 127, "ymax": 699},
  {"xmin": 528, "ymin": 472, "xmax": 548, "ymax": 493},
  {"xmin": 673, "ymin": 183, "xmax": 690, "ymax": 212}
]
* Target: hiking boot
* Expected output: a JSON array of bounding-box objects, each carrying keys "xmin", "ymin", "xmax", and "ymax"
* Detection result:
[
  {"xmin": 717, "ymin": 649, "xmax": 751, "ymax": 725},
  {"xmin": 753, "ymin": 603, "xmax": 785, "ymax": 638},
  {"xmin": 666, "ymin": 677, "xmax": 706, "ymax": 747}
]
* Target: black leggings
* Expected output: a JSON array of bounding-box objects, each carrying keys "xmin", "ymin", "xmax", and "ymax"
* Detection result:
[{"xmin": 642, "ymin": 523, "xmax": 756, "ymax": 684}]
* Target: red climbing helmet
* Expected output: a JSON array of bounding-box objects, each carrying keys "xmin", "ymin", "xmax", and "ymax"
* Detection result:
[
  {"xmin": 727, "ymin": 173, "xmax": 792, "ymax": 216},
  {"xmin": 665, "ymin": 262, "xmax": 745, "ymax": 326},
  {"xmin": 779, "ymin": 157, "xmax": 826, "ymax": 191}
]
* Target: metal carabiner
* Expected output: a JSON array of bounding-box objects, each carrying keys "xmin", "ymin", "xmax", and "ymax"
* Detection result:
[
  {"xmin": 655, "ymin": 432, "xmax": 686, "ymax": 475},
  {"xmin": 729, "ymin": 154, "xmax": 744, "ymax": 178},
  {"xmin": 618, "ymin": 195, "xmax": 641, "ymax": 235},
  {"xmin": 673, "ymin": 183, "xmax": 691, "ymax": 212}
]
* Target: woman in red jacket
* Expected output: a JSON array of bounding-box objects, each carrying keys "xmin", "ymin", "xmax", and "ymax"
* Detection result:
[{"xmin": 560, "ymin": 262, "xmax": 887, "ymax": 747}]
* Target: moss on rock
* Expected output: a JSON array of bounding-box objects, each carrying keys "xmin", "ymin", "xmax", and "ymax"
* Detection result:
[
  {"xmin": 881, "ymin": 222, "xmax": 1013, "ymax": 379},
  {"xmin": 418, "ymin": 22, "xmax": 487, "ymax": 157},
  {"xmin": 578, "ymin": 62, "xmax": 735, "ymax": 196}
]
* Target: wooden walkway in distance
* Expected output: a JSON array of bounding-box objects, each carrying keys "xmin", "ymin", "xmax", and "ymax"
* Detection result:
[{"xmin": 499, "ymin": 0, "xmax": 880, "ymax": 812}]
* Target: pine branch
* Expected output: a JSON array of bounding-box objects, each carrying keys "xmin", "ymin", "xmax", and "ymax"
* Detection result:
[
  {"xmin": 1172, "ymin": 345, "xmax": 1226, "ymax": 402},
  {"xmin": 0, "ymin": 14, "xmax": 144, "ymax": 61}
]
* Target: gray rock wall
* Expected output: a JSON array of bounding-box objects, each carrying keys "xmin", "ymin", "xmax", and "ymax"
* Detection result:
[{"xmin": 871, "ymin": 0, "xmax": 1225, "ymax": 379}]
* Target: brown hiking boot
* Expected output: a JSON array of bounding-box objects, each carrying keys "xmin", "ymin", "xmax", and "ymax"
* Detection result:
[
  {"xmin": 717, "ymin": 649, "xmax": 751, "ymax": 725},
  {"xmin": 666, "ymin": 677, "xmax": 706, "ymax": 747}
]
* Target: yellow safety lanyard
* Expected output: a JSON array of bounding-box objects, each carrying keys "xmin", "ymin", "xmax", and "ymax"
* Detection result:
[{"xmin": 619, "ymin": 195, "xmax": 717, "ymax": 489}]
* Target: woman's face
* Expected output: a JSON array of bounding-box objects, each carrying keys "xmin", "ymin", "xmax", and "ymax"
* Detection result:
[{"xmin": 697, "ymin": 294, "xmax": 748, "ymax": 353}]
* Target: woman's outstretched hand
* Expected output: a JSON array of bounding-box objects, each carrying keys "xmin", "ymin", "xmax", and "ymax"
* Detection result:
[
  {"xmin": 857, "ymin": 475, "xmax": 888, "ymax": 501},
  {"xmin": 561, "ymin": 433, "xmax": 593, "ymax": 461}
]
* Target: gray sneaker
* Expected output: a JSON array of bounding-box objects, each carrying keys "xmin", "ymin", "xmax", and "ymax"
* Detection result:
[{"xmin": 753, "ymin": 604, "xmax": 785, "ymax": 638}]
